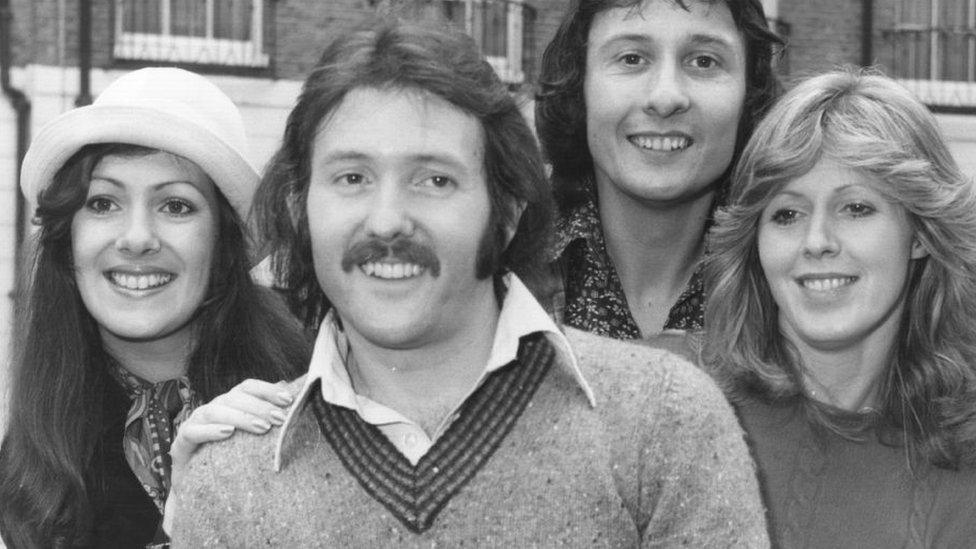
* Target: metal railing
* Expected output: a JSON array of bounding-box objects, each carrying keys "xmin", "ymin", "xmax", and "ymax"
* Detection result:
[{"xmin": 113, "ymin": 0, "xmax": 269, "ymax": 68}]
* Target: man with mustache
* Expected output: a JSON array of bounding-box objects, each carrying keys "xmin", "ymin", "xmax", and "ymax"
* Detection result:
[{"xmin": 168, "ymin": 17, "xmax": 767, "ymax": 547}]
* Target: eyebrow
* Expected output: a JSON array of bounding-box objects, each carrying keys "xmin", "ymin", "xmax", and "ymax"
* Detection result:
[
  {"xmin": 688, "ymin": 33, "xmax": 738, "ymax": 51},
  {"xmin": 88, "ymin": 175, "xmax": 204, "ymax": 192},
  {"xmin": 596, "ymin": 30, "xmax": 739, "ymax": 50},
  {"xmin": 771, "ymin": 184, "xmax": 869, "ymax": 200},
  {"xmin": 317, "ymin": 149, "xmax": 474, "ymax": 172}
]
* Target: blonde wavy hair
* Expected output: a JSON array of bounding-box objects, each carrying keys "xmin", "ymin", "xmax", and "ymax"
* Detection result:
[{"xmin": 703, "ymin": 67, "xmax": 976, "ymax": 469}]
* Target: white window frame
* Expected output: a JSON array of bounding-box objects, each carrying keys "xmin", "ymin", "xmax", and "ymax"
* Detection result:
[
  {"xmin": 114, "ymin": 0, "xmax": 269, "ymax": 68},
  {"xmin": 892, "ymin": 0, "xmax": 976, "ymax": 108},
  {"xmin": 455, "ymin": 0, "xmax": 525, "ymax": 84}
]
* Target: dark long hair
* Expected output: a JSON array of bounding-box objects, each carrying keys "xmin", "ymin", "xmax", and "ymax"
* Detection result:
[
  {"xmin": 0, "ymin": 144, "xmax": 310, "ymax": 547},
  {"xmin": 535, "ymin": 0, "xmax": 784, "ymax": 213},
  {"xmin": 256, "ymin": 17, "xmax": 555, "ymax": 328}
]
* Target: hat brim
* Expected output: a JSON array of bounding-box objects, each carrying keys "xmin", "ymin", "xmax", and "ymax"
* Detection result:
[{"xmin": 20, "ymin": 104, "xmax": 259, "ymax": 224}]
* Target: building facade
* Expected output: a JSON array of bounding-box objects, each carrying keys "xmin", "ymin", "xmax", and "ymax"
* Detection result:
[{"xmin": 774, "ymin": 0, "xmax": 976, "ymax": 175}]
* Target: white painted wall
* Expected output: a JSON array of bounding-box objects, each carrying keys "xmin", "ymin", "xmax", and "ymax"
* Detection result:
[{"xmin": 0, "ymin": 89, "xmax": 16, "ymax": 438}]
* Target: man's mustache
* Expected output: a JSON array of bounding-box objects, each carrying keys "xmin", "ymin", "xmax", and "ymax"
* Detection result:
[{"xmin": 340, "ymin": 236, "xmax": 441, "ymax": 277}]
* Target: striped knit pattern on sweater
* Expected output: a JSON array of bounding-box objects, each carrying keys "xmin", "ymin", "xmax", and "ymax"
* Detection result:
[{"xmin": 311, "ymin": 333, "xmax": 554, "ymax": 533}]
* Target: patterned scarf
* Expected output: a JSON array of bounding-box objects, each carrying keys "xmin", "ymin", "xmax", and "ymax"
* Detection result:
[{"xmin": 109, "ymin": 363, "xmax": 199, "ymax": 512}]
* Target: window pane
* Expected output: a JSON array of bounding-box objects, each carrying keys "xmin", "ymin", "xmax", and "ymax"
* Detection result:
[
  {"xmin": 171, "ymin": 0, "xmax": 207, "ymax": 37},
  {"xmin": 214, "ymin": 0, "xmax": 253, "ymax": 40},
  {"xmin": 122, "ymin": 0, "xmax": 161, "ymax": 33},
  {"xmin": 938, "ymin": 0, "xmax": 975, "ymax": 81},
  {"xmin": 893, "ymin": 0, "xmax": 933, "ymax": 79},
  {"xmin": 480, "ymin": 0, "xmax": 507, "ymax": 57}
]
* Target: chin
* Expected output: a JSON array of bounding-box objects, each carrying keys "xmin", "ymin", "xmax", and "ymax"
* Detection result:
[
  {"xmin": 98, "ymin": 313, "xmax": 196, "ymax": 344},
  {"xmin": 102, "ymin": 325, "xmax": 171, "ymax": 342},
  {"xmin": 794, "ymin": 328, "xmax": 861, "ymax": 351},
  {"xmin": 352, "ymin": 319, "xmax": 433, "ymax": 350}
]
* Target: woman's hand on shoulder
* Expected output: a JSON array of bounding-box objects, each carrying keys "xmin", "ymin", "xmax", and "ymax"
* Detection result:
[
  {"xmin": 170, "ymin": 377, "xmax": 302, "ymax": 470},
  {"xmin": 164, "ymin": 377, "xmax": 304, "ymax": 537}
]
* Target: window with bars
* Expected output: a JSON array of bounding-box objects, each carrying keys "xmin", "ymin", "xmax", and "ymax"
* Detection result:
[
  {"xmin": 114, "ymin": 0, "xmax": 268, "ymax": 67},
  {"xmin": 887, "ymin": 0, "xmax": 976, "ymax": 108},
  {"xmin": 440, "ymin": 0, "xmax": 528, "ymax": 83}
]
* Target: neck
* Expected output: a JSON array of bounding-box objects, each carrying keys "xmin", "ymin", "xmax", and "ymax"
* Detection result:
[
  {"xmin": 595, "ymin": 180, "xmax": 714, "ymax": 336},
  {"xmin": 100, "ymin": 326, "xmax": 195, "ymax": 383},
  {"xmin": 344, "ymin": 283, "xmax": 500, "ymax": 434},
  {"xmin": 789, "ymin": 313, "xmax": 904, "ymax": 412}
]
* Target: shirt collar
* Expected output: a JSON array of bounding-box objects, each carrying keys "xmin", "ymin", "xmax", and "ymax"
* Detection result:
[
  {"xmin": 551, "ymin": 197, "xmax": 604, "ymax": 263},
  {"xmin": 274, "ymin": 273, "xmax": 595, "ymax": 471}
]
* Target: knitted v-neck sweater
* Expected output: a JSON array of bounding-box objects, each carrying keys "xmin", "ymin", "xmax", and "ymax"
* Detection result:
[
  {"xmin": 736, "ymin": 395, "xmax": 976, "ymax": 549},
  {"xmin": 170, "ymin": 328, "xmax": 768, "ymax": 547}
]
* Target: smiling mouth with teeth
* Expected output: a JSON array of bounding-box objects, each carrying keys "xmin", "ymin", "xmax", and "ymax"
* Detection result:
[
  {"xmin": 108, "ymin": 272, "xmax": 174, "ymax": 291},
  {"xmin": 629, "ymin": 135, "xmax": 692, "ymax": 152},
  {"xmin": 361, "ymin": 262, "xmax": 424, "ymax": 279},
  {"xmin": 799, "ymin": 277, "xmax": 858, "ymax": 292}
]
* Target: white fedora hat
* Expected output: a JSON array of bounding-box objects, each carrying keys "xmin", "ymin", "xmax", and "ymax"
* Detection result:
[{"xmin": 20, "ymin": 67, "xmax": 258, "ymax": 222}]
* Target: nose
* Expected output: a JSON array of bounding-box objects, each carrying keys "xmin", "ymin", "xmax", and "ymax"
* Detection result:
[
  {"xmin": 802, "ymin": 211, "xmax": 839, "ymax": 258},
  {"xmin": 363, "ymin": 182, "xmax": 414, "ymax": 240},
  {"xmin": 643, "ymin": 60, "xmax": 691, "ymax": 117},
  {"xmin": 115, "ymin": 208, "xmax": 161, "ymax": 255}
]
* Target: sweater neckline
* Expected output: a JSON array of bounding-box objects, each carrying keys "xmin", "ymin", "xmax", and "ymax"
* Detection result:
[{"xmin": 310, "ymin": 332, "xmax": 555, "ymax": 533}]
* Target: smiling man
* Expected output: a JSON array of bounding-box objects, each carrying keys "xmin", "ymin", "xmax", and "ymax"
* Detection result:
[
  {"xmin": 536, "ymin": 0, "xmax": 782, "ymax": 340},
  {"xmin": 169, "ymin": 17, "xmax": 768, "ymax": 547}
]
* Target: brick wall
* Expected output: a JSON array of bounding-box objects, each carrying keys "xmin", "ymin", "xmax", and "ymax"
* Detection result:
[
  {"xmin": 273, "ymin": 0, "xmax": 375, "ymax": 79},
  {"xmin": 12, "ymin": 1, "xmax": 567, "ymax": 83},
  {"xmin": 778, "ymin": 0, "xmax": 863, "ymax": 80}
]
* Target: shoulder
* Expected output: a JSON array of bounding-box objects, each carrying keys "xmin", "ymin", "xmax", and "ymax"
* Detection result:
[
  {"xmin": 565, "ymin": 327, "xmax": 745, "ymax": 449},
  {"xmin": 563, "ymin": 330, "xmax": 767, "ymax": 546},
  {"xmin": 174, "ymin": 419, "xmax": 281, "ymax": 502},
  {"xmin": 566, "ymin": 327, "xmax": 727, "ymax": 408},
  {"xmin": 169, "ymin": 422, "xmax": 284, "ymax": 544}
]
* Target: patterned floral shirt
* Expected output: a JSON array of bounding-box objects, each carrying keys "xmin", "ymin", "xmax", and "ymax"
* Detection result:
[{"xmin": 547, "ymin": 198, "xmax": 705, "ymax": 340}]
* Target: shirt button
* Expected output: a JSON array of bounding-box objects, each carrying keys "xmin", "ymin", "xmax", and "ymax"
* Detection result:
[{"xmin": 404, "ymin": 433, "xmax": 419, "ymax": 447}]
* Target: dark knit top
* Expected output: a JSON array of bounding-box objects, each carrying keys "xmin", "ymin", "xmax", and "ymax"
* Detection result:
[
  {"xmin": 736, "ymin": 395, "xmax": 976, "ymax": 549},
  {"xmin": 86, "ymin": 380, "xmax": 163, "ymax": 548},
  {"xmin": 170, "ymin": 328, "xmax": 768, "ymax": 547},
  {"xmin": 0, "ymin": 377, "xmax": 160, "ymax": 549}
]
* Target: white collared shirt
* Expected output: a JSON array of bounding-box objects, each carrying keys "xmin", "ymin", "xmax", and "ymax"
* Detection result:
[{"xmin": 274, "ymin": 273, "xmax": 595, "ymax": 470}]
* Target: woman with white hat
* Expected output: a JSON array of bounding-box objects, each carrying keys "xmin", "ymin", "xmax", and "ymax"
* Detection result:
[{"xmin": 0, "ymin": 68, "xmax": 309, "ymax": 548}]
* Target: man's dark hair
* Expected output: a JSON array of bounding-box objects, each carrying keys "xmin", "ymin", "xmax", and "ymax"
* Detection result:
[
  {"xmin": 535, "ymin": 0, "xmax": 784, "ymax": 212},
  {"xmin": 255, "ymin": 17, "xmax": 555, "ymax": 328}
]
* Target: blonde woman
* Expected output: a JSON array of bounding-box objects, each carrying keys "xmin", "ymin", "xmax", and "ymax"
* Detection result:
[{"xmin": 704, "ymin": 68, "xmax": 976, "ymax": 547}]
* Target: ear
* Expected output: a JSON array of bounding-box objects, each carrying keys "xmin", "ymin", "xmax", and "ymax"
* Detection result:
[
  {"xmin": 502, "ymin": 199, "xmax": 528, "ymax": 246},
  {"xmin": 910, "ymin": 236, "xmax": 928, "ymax": 260}
]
